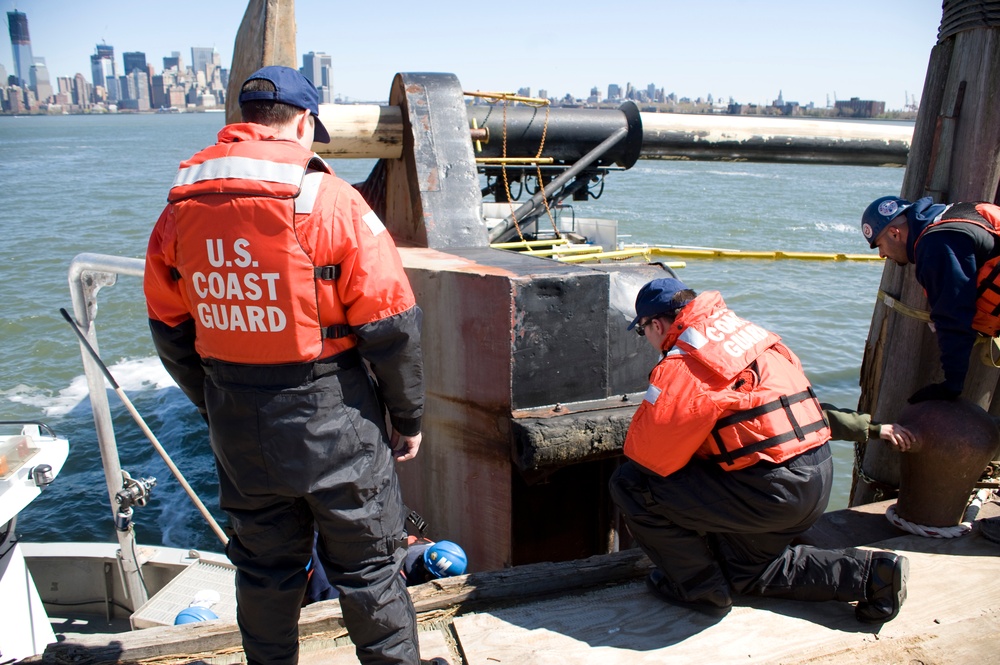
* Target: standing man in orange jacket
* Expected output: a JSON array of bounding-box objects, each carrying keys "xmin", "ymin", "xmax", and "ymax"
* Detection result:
[
  {"xmin": 610, "ymin": 278, "xmax": 907, "ymax": 622},
  {"xmin": 144, "ymin": 66, "xmax": 423, "ymax": 664}
]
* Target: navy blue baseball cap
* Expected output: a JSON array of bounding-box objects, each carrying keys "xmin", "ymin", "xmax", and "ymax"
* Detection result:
[
  {"xmin": 628, "ymin": 277, "xmax": 691, "ymax": 330},
  {"xmin": 238, "ymin": 66, "xmax": 330, "ymax": 143},
  {"xmin": 861, "ymin": 196, "xmax": 912, "ymax": 248}
]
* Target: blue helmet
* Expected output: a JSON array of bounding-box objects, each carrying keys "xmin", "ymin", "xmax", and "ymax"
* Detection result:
[
  {"xmin": 423, "ymin": 540, "xmax": 468, "ymax": 578},
  {"xmin": 174, "ymin": 606, "xmax": 219, "ymax": 625},
  {"xmin": 862, "ymin": 196, "xmax": 913, "ymax": 248}
]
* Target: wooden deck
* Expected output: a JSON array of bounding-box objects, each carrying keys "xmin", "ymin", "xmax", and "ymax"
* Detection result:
[{"xmin": 28, "ymin": 500, "xmax": 1000, "ymax": 665}]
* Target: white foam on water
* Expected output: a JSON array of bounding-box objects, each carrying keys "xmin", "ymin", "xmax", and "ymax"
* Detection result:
[
  {"xmin": 3, "ymin": 356, "xmax": 178, "ymax": 417},
  {"xmin": 815, "ymin": 221, "xmax": 858, "ymax": 234},
  {"xmin": 704, "ymin": 169, "xmax": 780, "ymax": 179}
]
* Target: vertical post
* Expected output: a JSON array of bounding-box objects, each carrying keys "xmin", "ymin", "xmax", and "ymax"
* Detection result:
[
  {"xmin": 225, "ymin": 0, "xmax": 298, "ymax": 126},
  {"xmin": 68, "ymin": 254, "xmax": 149, "ymax": 609},
  {"xmin": 853, "ymin": 1, "xmax": 1000, "ymax": 505}
]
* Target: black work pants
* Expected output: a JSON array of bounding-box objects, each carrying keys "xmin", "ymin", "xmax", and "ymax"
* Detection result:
[
  {"xmin": 205, "ymin": 352, "xmax": 418, "ymax": 665},
  {"xmin": 610, "ymin": 444, "xmax": 870, "ymax": 605}
]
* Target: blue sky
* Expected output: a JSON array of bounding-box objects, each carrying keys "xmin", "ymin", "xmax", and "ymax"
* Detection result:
[{"xmin": 3, "ymin": 0, "xmax": 942, "ymax": 108}]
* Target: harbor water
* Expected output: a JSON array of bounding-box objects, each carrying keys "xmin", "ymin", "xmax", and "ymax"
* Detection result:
[{"xmin": 0, "ymin": 112, "xmax": 903, "ymax": 553}]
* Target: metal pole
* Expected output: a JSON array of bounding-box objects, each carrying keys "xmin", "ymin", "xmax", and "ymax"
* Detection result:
[{"xmin": 67, "ymin": 253, "xmax": 149, "ymax": 609}]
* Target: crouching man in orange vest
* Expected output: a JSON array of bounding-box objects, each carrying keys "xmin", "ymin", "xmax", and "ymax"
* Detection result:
[{"xmin": 609, "ymin": 278, "xmax": 908, "ymax": 622}]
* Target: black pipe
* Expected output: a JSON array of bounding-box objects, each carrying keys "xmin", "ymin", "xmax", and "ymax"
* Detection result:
[
  {"xmin": 468, "ymin": 101, "xmax": 643, "ymax": 168},
  {"xmin": 489, "ymin": 125, "xmax": 630, "ymax": 243}
]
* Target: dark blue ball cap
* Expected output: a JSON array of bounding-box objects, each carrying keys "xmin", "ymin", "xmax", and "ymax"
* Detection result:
[
  {"xmin": 238, "ymin": 66, "xmax": 330, "ymax": 143},
  {"xmin": 628, "ymin": 277, "xmax": 690, "ymax": 330},
  {"xmin": 861, "ymin": 195, "xmax": 912, "ymax": 248}
]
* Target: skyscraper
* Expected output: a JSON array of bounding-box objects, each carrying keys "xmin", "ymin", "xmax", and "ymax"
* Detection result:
[
  {"xmin": 301, "ymin": 52, "xmax": 333, "ymax": 103},
  {"xmin": 190, "ymin": 47, "xmax": 214, "ymax": 78},
  {"xmin": 29, "ymin": 57, "xmax": 53, "ymax": 102},
  {"xmin": 7, "ymin": 11, "xmax": 34, "ymax": 88},
  {"xmin": 90, "ymin": 43, "xmax": 119, "ymax": 102},
  {"xmin": 123, "ymin": 51, "xmax": 147, "ymax": 74}
]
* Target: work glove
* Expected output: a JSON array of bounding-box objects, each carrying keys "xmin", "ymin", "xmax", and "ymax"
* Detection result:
[{"xmin": 907, "ymin": 382, "xmax": 960, "ymax": 404}]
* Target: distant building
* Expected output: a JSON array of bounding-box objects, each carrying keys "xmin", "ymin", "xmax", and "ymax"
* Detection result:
[
  {"xmin": 119, "ymin": 69, "xmax": 151, "ymax": 110},
  {"xmin": 301, "ymin": 51, "xmax": 333, "ymax": 103},
  {"xmin": 6, "ymin": 11, "xmax": 33, "ymax": 88},
  {"xmin": 123, "ymin": 51, "xmax": 147, "ymax": 74},
  {"xmin": 163, "ymin": 52, "xmax": 182, "ymax": 71},
  {"xmin": 190, "ymin": 47, "xmax": 215, "ymax": 78},
  {"xmin": 91, "ymin": 43, "xmax": 119, "ymax": 102},
  {"xmin": 7, "ymin": 85, "xmax": 27, "ymax": 112},
  {"xmin": 537, "ymin": 89, "xmax": 548, "ymax": 101},
  {"xmin": 29, "ymin": 57, "xmax": 52, "ymax": 103},
  {"xmin": 835, "ymin": 97, "xmax": 885, "ymax": 118},
  {"xmin": 72, "ymin": 73, "xmax": 90, "ymax": 108}
]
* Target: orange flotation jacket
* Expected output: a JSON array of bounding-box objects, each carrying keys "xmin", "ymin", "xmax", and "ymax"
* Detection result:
[
  {"xmin": 914, "ymin": 202, "xmax": 1000, "ymax": 336},
  {"xmin": 162, "ymin": 136, "xmax": 353, "ymax": 364},
  {"xmin": 624, "ymin": 291, "xmax": 830, "ymax": 476}
]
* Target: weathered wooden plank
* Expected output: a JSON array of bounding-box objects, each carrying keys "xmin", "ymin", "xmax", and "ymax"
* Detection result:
[
  {"xmin": 297, "ymin": 626, "xmax": 455, "ymax": 665},
  {"xmin": 453, "ymin": 530, "xmax": 1000, "ymax": 665},
  {"xmin": 29, "ymin": 548, "xmax": 652, "ymax": 663}
]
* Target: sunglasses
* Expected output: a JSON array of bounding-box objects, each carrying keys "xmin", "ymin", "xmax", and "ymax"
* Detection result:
[{"xmin": 635, "ymin": 319, "xmax": 651, "ymax": 337}]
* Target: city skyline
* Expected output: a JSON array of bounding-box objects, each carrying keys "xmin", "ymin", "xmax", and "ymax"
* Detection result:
[{"xmin": 3, "ymin": 0, "xmax": 941, "ymax": 108}]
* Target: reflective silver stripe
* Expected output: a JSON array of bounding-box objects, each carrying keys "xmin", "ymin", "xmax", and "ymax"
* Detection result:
[
  {"xmin": 643, "ymin": 384, "xmax": 661, "ymax": 404},
  {"xmin": 172, "ymin": 156, "xmax": 306, "ymax": 188},
  {"xmin": 665, "ymin": 347, "xmax": 687, "ymax": 357},
  {"xmin": 678, "ymin": 326, "xmax": 709, "ymax": 349},
  {"xmin": 295, "ymin": 171, "xmax": 324, "ymax": 214},
  {"xmin": 362, "ymin": 210, "xmax": 386, "ymax": 236}
]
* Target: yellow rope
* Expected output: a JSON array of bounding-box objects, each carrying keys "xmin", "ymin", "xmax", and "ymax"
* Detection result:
[
  {"xmin": 876, "ymin": 290, "xmax": 931, "ymax": 323},
  {"xmin": 467, "ymin": 91, "xmax": 555, "ymax": 242},
  {"xmin": 465, "ymin": 91, "xmax": 550, "ymax": 107},
  {"xmin": 498, "ymin": 96, "xmax": 526, "ymax": 243},
  {"xmin": 533, "ymin": 104, "xmax": 560, "ymax": 238}
]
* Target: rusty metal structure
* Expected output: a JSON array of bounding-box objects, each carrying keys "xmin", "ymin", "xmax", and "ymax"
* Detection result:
[{"xmin": 368, "ymin": 73, "xmax": 666, "ymax": 570}]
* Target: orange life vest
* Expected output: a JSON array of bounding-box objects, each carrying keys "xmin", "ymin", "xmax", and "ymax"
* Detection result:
[
  {"xmin": 164, "ymin": 138, "xmax": 353, "ymax": 364},
  {"xmin": 914, "ymin": 202, "xmax": 1000, "ymax": 336},
  {"xmin": 624, "ymin": 291, "xmax": 830, "ymax": 476}
]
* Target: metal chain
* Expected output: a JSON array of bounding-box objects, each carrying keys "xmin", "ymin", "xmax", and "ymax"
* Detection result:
[
  {"xmin": 532, "ymin": 104, "xmax": 560, "ymax": 238},
  {"xmin": 853, "ymin": 440, "xmax": 898, "ymax": 502},
  {"xmin": 467, "ymin": 91, "xmax": 555, "ymax": 245},
  {"xmin": 498, "ymin": 96, "xmax": 527, "ymax": 244}
]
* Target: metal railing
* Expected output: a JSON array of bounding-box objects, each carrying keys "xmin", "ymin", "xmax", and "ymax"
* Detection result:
[{"xmin": 67, "ymin": 253, "xmax": 149, "ymax": 609}]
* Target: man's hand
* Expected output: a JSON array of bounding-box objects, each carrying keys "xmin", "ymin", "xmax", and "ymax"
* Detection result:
[
  {"xmin": 878, "ymin": 423, "xmax": 916, "ymax": 452},
  {"xmin": 907, "ymin": 382, "xmax": 960, "ymax": 404},
  {"xmin": 390, "ymin": 430, "xmax": 422, "ymax": 462}
]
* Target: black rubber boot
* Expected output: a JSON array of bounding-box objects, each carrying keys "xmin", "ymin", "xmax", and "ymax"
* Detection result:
[
  {"xmin": 855, "ymin": 552, "xmax": 908, "ymax": 623},
  {"xmin": 646, "ymin": 568, "xmax": 733, "ymax": 618},
  {"xmin": 979, "ymin": 516, "xmax": 1000, "ymax": 544}
]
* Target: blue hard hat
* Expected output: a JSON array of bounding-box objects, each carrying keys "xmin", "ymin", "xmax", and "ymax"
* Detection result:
[
  {"xmin": 423, "ymin": 540, "xmax": 468, "ymax": 578},
  {"xmin": 174, "ymin": 606, "xmax": 219, "ymax": 625},
  {"xmin": 862, "ymin": 196, "xmax": 913, "ymax": 248}
]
